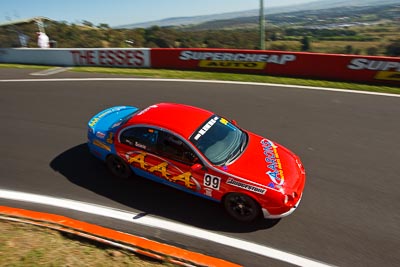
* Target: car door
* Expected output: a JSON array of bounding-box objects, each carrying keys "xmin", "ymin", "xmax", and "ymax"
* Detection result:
[
  {"xmin": 117, "ymin": 126, "xmax": 231, "ymax": 201},
  {"xmin": 153, "ymin": 130, "xmax": 203, "ymax": 192},
  {"xmin": 116, "ymin": 126, "xmax": 161, "ymax": 176},
  {"xmin": 156, "ymin": 130, "xmax": 230, "ymax": 201}
]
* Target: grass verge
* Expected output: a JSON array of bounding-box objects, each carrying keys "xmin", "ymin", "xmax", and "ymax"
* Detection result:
[
  {"xmin": 0, "ymin": 219, "xmax": 169, "ymax": 266},
  {"xmin": 71, "ymin": 67, "xmax": 400, "ymax": 95},
  {"xmin": 0, "ymin": 63, "xmax": 50, "ymax": 70},
  {"xmin": 1, "ymin": 63, "xmax": 399, "ymax": 94}
]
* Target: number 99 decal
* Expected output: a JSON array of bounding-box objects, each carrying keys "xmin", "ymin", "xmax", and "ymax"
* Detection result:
[{"xmin": 203, "ymin": 174, "xmax": 221, "ymax": 190}]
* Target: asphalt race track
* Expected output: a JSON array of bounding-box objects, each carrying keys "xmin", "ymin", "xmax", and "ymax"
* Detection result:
[{"xmin": 1, "ymin": 68, "xmax": 399, "ymax": 267}]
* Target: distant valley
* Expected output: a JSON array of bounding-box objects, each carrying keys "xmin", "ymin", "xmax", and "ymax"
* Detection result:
[{"xmin": 118, "ymin": 0, "xmax": 400, "ymax": 29}]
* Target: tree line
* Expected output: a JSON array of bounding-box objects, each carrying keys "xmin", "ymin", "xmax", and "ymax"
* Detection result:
[{"xmin": 0, "ymin": 20, "xmax": 399, "ymax": 56}]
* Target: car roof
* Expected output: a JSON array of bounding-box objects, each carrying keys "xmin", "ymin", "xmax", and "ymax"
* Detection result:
[{"xmin": 128, "ymin": 103, "xmax": 214, "ymax": 139}]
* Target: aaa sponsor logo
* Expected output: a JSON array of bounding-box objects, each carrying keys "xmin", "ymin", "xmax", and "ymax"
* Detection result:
[
  {"xmin": 125, "ymin": 152, "xmax": 200, "ymax": 190},
  {"xmin": 92, "ymin": 139, "xmax": 111, "ymax": 152},
  {"xmin": 89, "ymin": 106, "xmax": 126, "ymax": 127},
  {"xmin": 260, "ymin": 139, "xmax": 285, "ymax": 187}
]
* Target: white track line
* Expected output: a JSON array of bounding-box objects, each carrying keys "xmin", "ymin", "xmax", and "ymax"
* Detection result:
[
  {"xmin": 0, "ymin": 189, "xmax": 334, "ymax": 267},
  {"xmin": 30, "ymin": 67, "xmax": 71, "ymax": 76},
  {"xmin": 0, "ymin": 77, "xmax": 399, "ymax": 98}
]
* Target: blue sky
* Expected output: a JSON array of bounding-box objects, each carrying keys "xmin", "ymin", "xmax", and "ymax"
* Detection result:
[{"xmin": 1, "ymin": 0, "xmax": 314, "ymax": 27}]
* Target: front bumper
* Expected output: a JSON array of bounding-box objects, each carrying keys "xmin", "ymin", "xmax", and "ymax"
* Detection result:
[{"xmin": 261, "ymin": 193, "xmax": 303, "ymax": 219}]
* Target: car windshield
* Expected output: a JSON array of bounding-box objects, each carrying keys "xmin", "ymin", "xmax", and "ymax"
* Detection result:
[{"xmin": 190, "ymin": 115, "xmax": 247, "ymax": 165}]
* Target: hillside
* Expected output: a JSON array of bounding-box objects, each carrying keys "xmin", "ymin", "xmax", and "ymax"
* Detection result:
[
  {"xmin": 1, "ymin": 1, "xmax": 399, "ymax": 57},
  {"xmin": 183, "ymin": 3, "xmax": 400, "ymax": 31},
  {"xmin": 118, "ymin": 0, "xmax": 400, "ymax": 29}
]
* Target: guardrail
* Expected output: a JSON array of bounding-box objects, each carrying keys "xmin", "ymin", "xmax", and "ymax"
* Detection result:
[{"xmin": 1, "ymin": 47, "xmax": 399, "ymax": 85}]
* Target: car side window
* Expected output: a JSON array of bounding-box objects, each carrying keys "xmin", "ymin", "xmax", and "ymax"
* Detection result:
[
  {"xmin": 120, "ymin": 127, "xmax": 158, "ymax": 152},
  {"xmin": 157, "ymin": 131, "xmax": 198, "ymax": 165}
]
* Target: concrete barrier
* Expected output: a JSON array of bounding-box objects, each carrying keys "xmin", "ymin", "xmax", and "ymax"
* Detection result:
[{"xmin": 0, "ymin": 48, "xmax": 151, "ymax": 68}]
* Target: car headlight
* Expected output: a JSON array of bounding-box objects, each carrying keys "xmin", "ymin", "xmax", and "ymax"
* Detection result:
[
  {"xmin": 284, "ymin": 194, "xmax": 290, "ymax": 205},
  {"xmin": 284, "ymin": 192, "xmax": 298, "ymax": 206}
]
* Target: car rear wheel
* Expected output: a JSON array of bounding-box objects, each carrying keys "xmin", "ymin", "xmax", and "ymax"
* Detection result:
[
  {"xmin": 223, "ymin": 193, "xmax": 261, "ymax": 222},
  {"xmin": 106, "ymin": 155, "xmax": 132, "ymax": 179}
]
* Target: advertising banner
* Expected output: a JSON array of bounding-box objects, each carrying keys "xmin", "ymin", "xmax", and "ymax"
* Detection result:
[
  {"xmin": 69, "ymin": 49, "xmax": 150, "ymax": 67},
  {"xmin": 151, "ymin": 48, "xmax": 400, "ymax": 85},
  {"xmin": 0, "ymin": 48, "xmax": 151, "ymax": 68},
  {"xmin": 1, "ymin": 47, "xmax": 399, "ymax": 85}
]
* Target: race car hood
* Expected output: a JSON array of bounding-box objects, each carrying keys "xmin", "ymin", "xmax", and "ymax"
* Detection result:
[
  {"xmin": 88, "ymin": 106, "xmax": 139, "ymax": 133},
  {"xmin": 225, "ymin": 132, "xmax": 305, "ymax": 192}
]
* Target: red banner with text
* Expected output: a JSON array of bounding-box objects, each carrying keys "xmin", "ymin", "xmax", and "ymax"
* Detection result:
[
  {"xmin": 69, "ymin": 49, "xmax": 150, "ymax": 67},
  {"xmin": 151, "ymin": 48, "xmax": 400, "ymax": 85}
]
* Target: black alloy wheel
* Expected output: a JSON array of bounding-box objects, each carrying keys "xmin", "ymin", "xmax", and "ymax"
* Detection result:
[
  {"xmin": 223, "ymin": 192, "xmax": 261, "ymax": 222},
  {"xmin": 106, "ymin": 155, "xmax": 132, "ymax": 179}
]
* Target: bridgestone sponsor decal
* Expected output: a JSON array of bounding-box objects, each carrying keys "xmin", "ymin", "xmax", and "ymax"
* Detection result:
[{"xmin": 226, "ymin": 178, "xmax": 267, "ymax": 195}]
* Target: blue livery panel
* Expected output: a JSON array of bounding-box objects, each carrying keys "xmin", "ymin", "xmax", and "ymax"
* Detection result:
[{"xmin": 88, "ymin": 106, "xmax": 139, "ymax": 160}]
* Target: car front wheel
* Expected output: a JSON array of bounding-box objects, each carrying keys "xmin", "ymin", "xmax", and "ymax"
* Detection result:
[
  {"xmin": 106, "ymin": 155, "xmax": 132, "ymax": 179},
  {"xmin": 223, "ymin": 193, "xmax": 261, "ymax": 222}
]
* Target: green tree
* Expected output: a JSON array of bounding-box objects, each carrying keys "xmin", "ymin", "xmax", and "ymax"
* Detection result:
[
  {"xmin": 270, "ymin": 32, "xmax": 278, "ymax": 41},
  {"xmin": 366, "ymin": 47, "xmax": 378, "ymax": 56},
  {"xmin": 98, "ymin": 23, "xmax": 110, "ymax": 29},
  {"xmin": 82, "ymin": 20, "xmax": 94, "ymax": 27},
  {"xmin": 270, "ymin": 42, "xmax": 289, "ymax": 51},
  {"xmin": 301, "ymin": 36, "xmax": 310, "ymax": 51},
  {"xmin": 345, "ymin": 45, "xmax": 353, "ymax": 54},
  {"xmin": 385, "ymin": 39, "xmax": 400, "ymax": 56}
]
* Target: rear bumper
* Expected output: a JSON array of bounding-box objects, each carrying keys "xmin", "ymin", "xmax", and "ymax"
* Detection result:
[{"xmin": 261, "ymin": 194, "xmax": 303, "ymax": 219}]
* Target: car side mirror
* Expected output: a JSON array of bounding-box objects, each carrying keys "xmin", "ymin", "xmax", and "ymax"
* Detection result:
[
  {"xmin": 231, "ymin": 119, "xmax": 238, "ymax": 126},
  {"xmin": 191, "ymin": 163, "xmax": 203, "ymax": 172},
  {"xmin": 183, "ymin": 151, "xmax": 196, "ymax": 162}
]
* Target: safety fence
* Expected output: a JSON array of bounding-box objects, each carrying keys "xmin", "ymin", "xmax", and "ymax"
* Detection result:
[{"xmin": 1, "ymin": 47, "xmax": 399, "ymax": 85}]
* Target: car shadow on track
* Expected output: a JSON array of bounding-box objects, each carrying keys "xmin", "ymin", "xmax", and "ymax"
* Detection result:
[{"xmin": 50, "ymin": 144, "xmax": 281, "ymax": 232}]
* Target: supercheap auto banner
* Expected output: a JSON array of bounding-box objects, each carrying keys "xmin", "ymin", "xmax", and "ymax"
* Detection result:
[{"xmin": 150, "ymin": 48, "xmax": 400, "ymax": 85}]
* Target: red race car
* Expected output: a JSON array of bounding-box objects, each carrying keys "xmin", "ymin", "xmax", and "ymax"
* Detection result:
[{"xmin": 88, "ymin": 103, "xmax": 306, "ymax": 222}]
